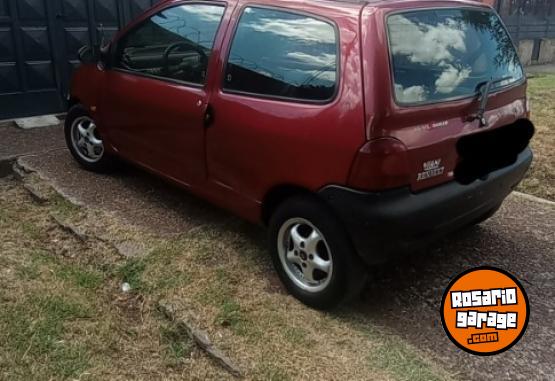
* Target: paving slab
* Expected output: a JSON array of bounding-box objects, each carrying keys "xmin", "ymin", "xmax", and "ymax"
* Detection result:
[
  {"xmin": 14, "ymin": 146, "xmax": 555, "ymax": 380},
  {"xmin": 14, "ymin": 115, "xmax": 60, "ymax": 129}
]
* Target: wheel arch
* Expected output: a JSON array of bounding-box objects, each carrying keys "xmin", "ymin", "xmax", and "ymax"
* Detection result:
[
  {"xmin": 261, "ymin": 184, "xmax": 315, "ymax": 225},
  {"xmin": 67, "ymin": 96, "xmax": 81, "ymax": 110}
]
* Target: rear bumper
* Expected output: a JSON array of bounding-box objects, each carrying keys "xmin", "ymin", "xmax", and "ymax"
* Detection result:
[{"xmin": 318, "ymin": 148, "xmax": 533, "ymax": 265}]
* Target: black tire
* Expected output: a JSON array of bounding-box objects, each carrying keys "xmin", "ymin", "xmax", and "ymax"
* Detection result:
[
  {"xmin": 65, "ymin": 104, "xmax": 115, "ymax": 172},
  {"xmin": 268, "ymin": 195, "xmax": 367, "ymax": 310}
]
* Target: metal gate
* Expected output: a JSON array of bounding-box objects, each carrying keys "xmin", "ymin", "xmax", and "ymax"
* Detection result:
[{"xmin": 0, "ymin": 0, "xmax": 162, "ymax": 120}]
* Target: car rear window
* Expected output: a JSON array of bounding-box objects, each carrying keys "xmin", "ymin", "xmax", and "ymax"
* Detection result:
[
  {"xmin": 387, "ymin": 8, "xmax": 524, "ymax": 105},
  {"xmin": 223, "ymin": 7, "xmax": 338, "ymax": 102}
]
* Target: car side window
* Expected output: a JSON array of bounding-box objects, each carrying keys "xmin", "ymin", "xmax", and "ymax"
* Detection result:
[
  {"xmin": 223, "ymin": 7, "xmax": 338, "ymax": 102},
  {"xmin": 115, "ymin": 4, "xmax": 225, "ymax": 85}
]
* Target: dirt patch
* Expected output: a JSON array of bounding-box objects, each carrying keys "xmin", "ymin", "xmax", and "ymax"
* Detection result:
[{"xmin": 111, "ymin": 292, "xmax": 146, "ymax": 323}]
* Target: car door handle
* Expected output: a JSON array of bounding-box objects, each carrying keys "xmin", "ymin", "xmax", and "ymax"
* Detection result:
[{"xmin": 203, "ymin": 104, "xmax": 214, "ymax": 128}]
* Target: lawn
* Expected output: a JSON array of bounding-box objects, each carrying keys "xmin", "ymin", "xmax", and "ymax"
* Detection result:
[
  {"xmin": 519, "ymin": 73, "xmax": 555, "ymax": 201},
  {"xmin": 0, "ymin": 174, "xmax": 452, "ymax": 380}
]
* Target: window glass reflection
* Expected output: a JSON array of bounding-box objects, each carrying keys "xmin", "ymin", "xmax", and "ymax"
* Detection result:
[
  {"xmin": 116, "ymin": 4, "xmax": 224, "ymax": 84},
  {"xmin": 388, "ymin": 9, "xmax": 523, "ymax": 104},
  {"xmin": 224, "ymin": 7, "xmax": 338, "ymax": 101}
]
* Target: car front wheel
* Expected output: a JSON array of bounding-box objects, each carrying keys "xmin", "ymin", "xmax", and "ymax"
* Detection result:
[
  {"xmin": 65, "ymin": 104, "xmax": 114, "ymax": 172},
  {"xmin": 268, "ymin": 195, "xmax": 367, "ymax": 310}
]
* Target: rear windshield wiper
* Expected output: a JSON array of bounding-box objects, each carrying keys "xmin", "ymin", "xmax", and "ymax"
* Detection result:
[{"xmin": 468, "ymin": 76, "xmax": 512, "ymax": 127}]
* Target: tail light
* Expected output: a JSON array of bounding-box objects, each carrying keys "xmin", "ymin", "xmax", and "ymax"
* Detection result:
[{"xmin": 348, "ymin": 137, "xmax": 410, "ymax": 191}]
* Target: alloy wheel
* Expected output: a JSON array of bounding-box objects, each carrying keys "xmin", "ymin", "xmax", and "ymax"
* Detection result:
[
  {"xmin": 277, "ymin": 217, "xmax": 333, "ymax": 292},
  {"xmin": 70, "ymin": 116, "xmax": 104, "ymax": 163}
]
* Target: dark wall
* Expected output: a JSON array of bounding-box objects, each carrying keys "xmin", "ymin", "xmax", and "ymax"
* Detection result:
[{"xmin": 0, "ymin": 0, "xmax": 163, "ymax": 120}]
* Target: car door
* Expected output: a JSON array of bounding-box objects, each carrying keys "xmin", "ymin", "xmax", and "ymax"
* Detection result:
[
  {"xmin": 98, "ymin": 2, "xmax": 227, "ymax": 185},
  {"xmin": 204, "ymin": 5, "xmax": 362, "ymax": 203}
]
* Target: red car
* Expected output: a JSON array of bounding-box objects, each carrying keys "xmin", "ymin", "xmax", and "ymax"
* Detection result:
[{"xmin": 66, "ymin": 0, "xmax": 534, "ymax": 309}]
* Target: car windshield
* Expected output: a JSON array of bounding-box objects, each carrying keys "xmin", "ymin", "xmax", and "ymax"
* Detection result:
[{"xmin": 387, "ymin": 8, "xmax": 524, "ymax": 105}]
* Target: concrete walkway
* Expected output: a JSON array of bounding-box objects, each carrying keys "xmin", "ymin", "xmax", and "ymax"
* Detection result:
[
  {"xmin": 0, "ymin": 123, "xmax": 65, "ymax": 161},
  {"xmin": 526, "ymin": 63, "xmax": 555, "ymax": 75}
]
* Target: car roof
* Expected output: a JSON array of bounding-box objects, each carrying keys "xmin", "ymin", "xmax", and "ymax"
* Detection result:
[
  {"xmin": 322, "ymin": 0, "xmax": 490, "ymax": 9},
  {"xmin": 158, "ymin": 0, "xmax": 490, "ymax": 14}
]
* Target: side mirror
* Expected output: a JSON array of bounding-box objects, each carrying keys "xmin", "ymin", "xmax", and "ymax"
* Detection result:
[
  {"xmin": 78, "ymin": 43, "xmax": 112, "ymax": 68},
  {"xmin": 99, "ymin": 43, "xmax": 112, "ymax": 66},
  {"xmin": 77, "ymin": 45, "xmax": 99, "ymax": 64}
]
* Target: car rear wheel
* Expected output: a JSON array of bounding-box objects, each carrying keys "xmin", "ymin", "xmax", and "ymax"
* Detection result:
[
  {"xmin": 268, "ymin": 195, "xmax": 367, "ymax": 310},
  {"xmin": 65, "ymin": 104, "xmax": 114, "ymax": 172}
]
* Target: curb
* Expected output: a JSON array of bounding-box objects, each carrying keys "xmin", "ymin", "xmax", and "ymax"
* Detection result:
[
  {"xmin": 512, "ymin": 191, "xmax": 555, "ymax": 206},
  {"xmin": 0, "ymin": 147, "xmax": 65, "ymax": 178}
]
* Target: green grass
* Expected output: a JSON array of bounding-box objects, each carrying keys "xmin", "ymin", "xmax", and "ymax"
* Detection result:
[
  {"xmin": 0, "ymin": 295, "xmax": 92, "ymax": 379},
  {"xmin": 14, "ymin": 248, "xmax": 104, "ymax": 290},
  {"xmin": 197, "ymin": 268, "xmax": 234, "ymax": 306},
  {"xmin": 340, "ymin": 315, "xmax": 451, "ymax": 381},
  {"xmin": 152, "ymin": 269, "xmax": 190, "ymax": 291},
  {"xmin": 56, "ymin": 265, "xmax": 104, "ymax": 290},
  {"xmin": 16, "ymin": 261, "xmax": 41, "ymax": 281},
  {"xmin": 193, "ymin": 268, "xmax": 251, "ymax": 336},
  {"xmin": 48, "ymin": 344, "xmax": 90, "ymax": 379},
  {"xmin": 528, "ymin": 72, "xmax": 555, "ymax": 90},
  {"xmin": 51, "ymin": 194, "xmax": 81, "ymax": 219},
  {"xmin": 0, "ymin": 207, "xmax": 9, "ymax": 224},
  {"xmin": 367, "ymin": 340, "xmax": 445, "ymax": 381},
  {"xmin": 282, "ymin": 326, "xmax": 309, "ymax": 345},
  {"xmin": 256, "ymin": 362, "xmax": 291, "ymax": 381},
  {"xmin": 114, "ymin": 242, "xmax": 193, "ymax": 293},
  {"xmin": 34, "ymin": 295, "xmax": 91, "ymax": 325},
  {"xmin": 520, "ymin": 73, "xmax": 555, "ymax": 200},
  {"xmin": 142, "ymin": 240, "xmax": 192, "ymax": 292},
  {"xmin": 20, "ymin": 221, "xmax": 43, "ymax": 240},
  {"xmin": 215, "ymin": 299, "xmax": 244, "ymax": 329},
  {"xmin": 363, "ymin": 326, "xmax": 450, "ymax": 381},
  {"xmin": 14, "ymin": 249, "xmax": 54, "ymax": 281},
  {"xmin": 159, "ymin": 324, "xmax": 193, "ymax": 366},
  {"xmin": 116, "ymin": 258, "xmax": 147, "ymax": 290}
]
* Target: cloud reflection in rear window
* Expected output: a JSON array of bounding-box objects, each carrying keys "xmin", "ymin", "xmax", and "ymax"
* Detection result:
[{"xmin": 387, "ymin": 8, "xmax": 523, "ymax": 105}]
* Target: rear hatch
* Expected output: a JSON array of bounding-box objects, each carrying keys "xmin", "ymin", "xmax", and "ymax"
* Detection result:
[{"xmin": 362, "ymin": 4, "xmax": 533, "ymax": 192}]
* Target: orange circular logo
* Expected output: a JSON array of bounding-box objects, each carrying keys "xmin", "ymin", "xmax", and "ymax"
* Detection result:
[{"xmin": 441, "ymin": 266, "xmax": 529, "ymax": 355}]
